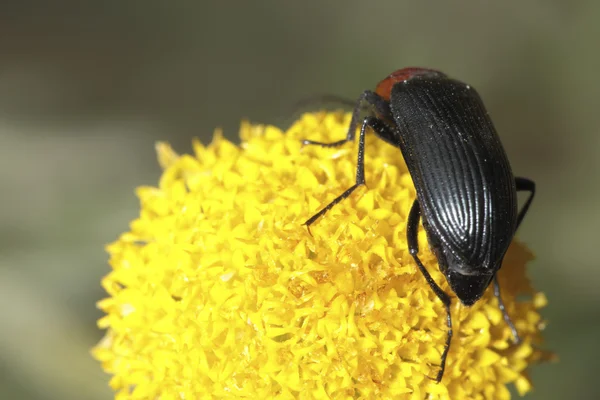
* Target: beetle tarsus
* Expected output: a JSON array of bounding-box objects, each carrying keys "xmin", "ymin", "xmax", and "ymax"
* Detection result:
[
  {"xmin": 304, "ymin": 183, "xmax": 363, "ymax": 227},
  {"xmin": 301, "ymin": 138, "xmax": 349, "ymax": 148},
  {"xmin": 303, "ymin": 222, "xmax": 314, "ymax": 237}
]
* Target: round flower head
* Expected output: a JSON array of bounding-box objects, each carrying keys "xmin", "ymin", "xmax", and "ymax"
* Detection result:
[{"xmin": 93, "ymin": 112, "xmax": 551, "ymax": 399}]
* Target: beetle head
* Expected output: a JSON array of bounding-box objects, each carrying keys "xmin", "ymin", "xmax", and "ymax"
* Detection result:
[{"xmin": 437, "ymin": 246, "xmax": 496, "ymax": 306}]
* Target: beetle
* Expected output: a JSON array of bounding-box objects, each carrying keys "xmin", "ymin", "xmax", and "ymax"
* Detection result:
[{"xmin": 301, "ymin": 67, "xmax": 535, "ymax": 382}]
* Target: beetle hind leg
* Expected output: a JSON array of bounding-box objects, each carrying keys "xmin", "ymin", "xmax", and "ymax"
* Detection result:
[
  {"xmin": 304, "ymin": 116, "xmax": 394, "ymax": 228},
  {"xmin": 301, "ymin": 90, "xmax": 390, "ymax": 147},
  {"xmin": 407, "ymin": 200, "xmax": 453, "ymax": 383}
]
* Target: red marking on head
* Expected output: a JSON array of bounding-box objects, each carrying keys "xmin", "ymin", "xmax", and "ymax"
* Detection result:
[{"xmin": 375, "ymin": 67, "xmax": 446, "ymax": 100}]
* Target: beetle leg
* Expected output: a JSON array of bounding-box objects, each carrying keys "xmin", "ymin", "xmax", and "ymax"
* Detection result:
[
  {"xmin": 301, "ymin": 90, "xmax": 390, "ymax": 147},
  {"xmin": 493, "ymin": 276, "xmax": 521, "ymax": 344},
  {"xmin": 492, "ymin": 176, "xmax": 535, "ymax": 345},
  {"xmin": 304, "ymin": 116, "xmax": 393, "ymax": 228},
  {"xmin": 515, "ymin": 177, "xmax": 535, "ymax": 230},
  {"xmin": 407, "ymin": 200, "xmax": 453, "ymax": 383}
]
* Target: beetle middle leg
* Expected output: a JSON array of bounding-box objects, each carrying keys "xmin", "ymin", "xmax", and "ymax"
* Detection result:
[
  {"xmin": 407, "ymin": 200, "xmax": 453, "ymax": 383},
  {"xmin": 303, "ymin": 116, "xmax": 395, "ymax": 228}
]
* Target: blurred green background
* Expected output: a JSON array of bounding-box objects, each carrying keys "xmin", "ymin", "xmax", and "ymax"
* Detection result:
[{"xmin": 1, "ymin": 1, "xmax": 597, "ymax": 399}]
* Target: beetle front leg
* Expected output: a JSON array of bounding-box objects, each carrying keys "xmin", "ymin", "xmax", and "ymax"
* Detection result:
[
  {"xmin": 492, "ymin": 176, "xmax": 536, "ymax": 345},
  {"xmin": 407, "ymin": 200, "xmax": 453, "ymax": 383},
  {"xmin": 493, "ymin": 277, "xmax": 521, "ymax": 344},
  {"xmin": 301, "ymin": 90, "xmax": 390, "ymax": 148}
]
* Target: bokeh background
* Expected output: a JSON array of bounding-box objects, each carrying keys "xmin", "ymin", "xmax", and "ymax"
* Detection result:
[{"xmin": 1, "ymin": 1, "xmax": 598, "ymax": 399}]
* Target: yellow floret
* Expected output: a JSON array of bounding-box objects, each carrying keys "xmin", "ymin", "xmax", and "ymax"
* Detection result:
[{"xmin": 93, "ymin": 112, "xmax": 550, "ymax": 399}]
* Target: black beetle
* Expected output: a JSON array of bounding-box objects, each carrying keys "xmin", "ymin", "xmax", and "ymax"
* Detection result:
[{"xmin": 301, "ymin": 67, "xmax": 535, "ymax": 382}]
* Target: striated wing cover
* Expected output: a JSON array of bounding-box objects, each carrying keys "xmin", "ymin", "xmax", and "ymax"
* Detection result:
[{"xmin": 390, "ymin": 77, "xmax": 518, "ymax": 268}]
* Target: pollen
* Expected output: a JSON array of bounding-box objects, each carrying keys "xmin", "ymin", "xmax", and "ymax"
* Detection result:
[{"xmin": 93, "ymin": 112, "xmax": 551, "ymax": 399}]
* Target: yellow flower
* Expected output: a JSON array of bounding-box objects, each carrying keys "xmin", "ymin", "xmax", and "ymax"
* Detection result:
[{"xmin": 93, "ymin": 112, "xmax": 551, "ymax": 399}]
